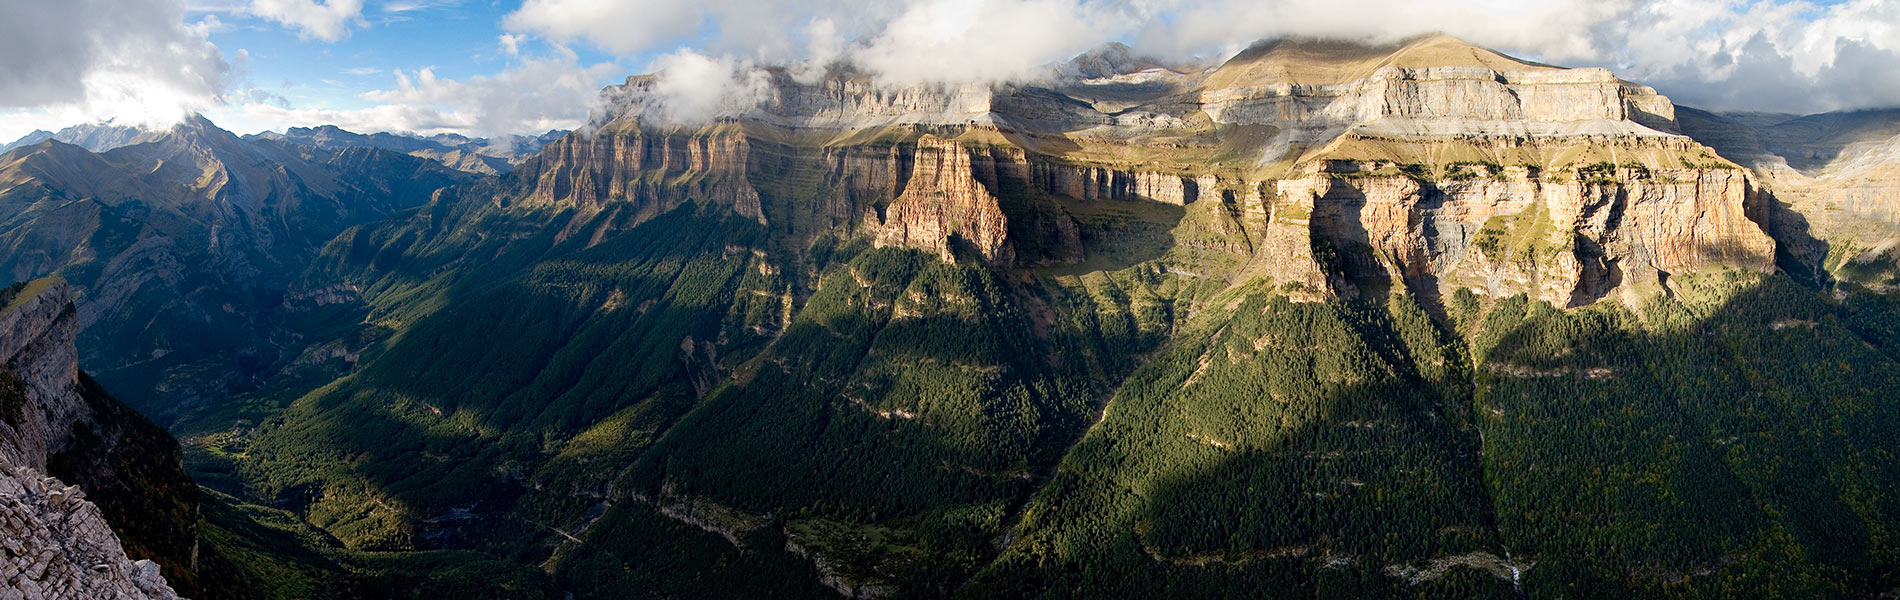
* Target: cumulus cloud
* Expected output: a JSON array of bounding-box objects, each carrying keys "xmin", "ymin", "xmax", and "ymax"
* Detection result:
[
  {"xmin": 213, "ymin": 46, "xmax": 619, "ymax": 137},
  {"xmin": 0, "ymin": 0, "xmax": 229, "ymax": 135},
  {"xmin": 503, "ymin": 0, "xmax": 706, "ymax": 55},
  {"xmin": 247, "ymin": 0, "xmax": 364, "ymax": 42},
  {"xmin": 1586, "ymin": 0, "xmax": 1900, "ymax": 113},
  {"xmin": 626, "ymin": 51, "xmax": 773, "ymax": 125},
  {"xmin": 855, "ymin": 0, "xmax": 1118, "ymax": 84}
]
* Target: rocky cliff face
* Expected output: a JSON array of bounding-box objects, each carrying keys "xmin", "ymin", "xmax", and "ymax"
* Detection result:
[
  {"xmin": 517, "ymin": 123, "xmax": 764, "ymax": 229},
  {"xmin": 0, "ymin": 463, "xmax": 182, "ymax": 600},
  {"xmin": 1275, "ymin": 162, "xmax": 1775, "ymax": 305},
  {"xmin": 872, "ymin": 136, "xmax": 1014, "ymax": 264},
  {"xmin": 0, "ymin": 279, "xmax": 195, "ymax": 598},
  {"xmin": 1678, "ymin": 108, "xmax": 1900, "ymax": 289},
  {"xmin": 0, "ymin": 280, "xmax": 83, "ymax": 471}
]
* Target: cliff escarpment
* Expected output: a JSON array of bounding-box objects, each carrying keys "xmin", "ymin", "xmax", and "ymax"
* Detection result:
[
  {"xmin": 1276, "ymin": 162, "xmax": 1774, "ymax": 305},
  {"xmin": 465, "ymin": 33, "xmax": 1772, "ymax": 308}
]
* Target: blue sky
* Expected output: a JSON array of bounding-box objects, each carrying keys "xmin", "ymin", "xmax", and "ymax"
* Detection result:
[
  {"xmin": 2, "ymin": 0, "xmax": 1898, "ymax": 142},
  {"xmin": 207, "ymin": 1, "xmax": 614, "ymax": 113},
  {"xmin": 193, "ymin": 0, "xmax": 634, "ymax": 137}
]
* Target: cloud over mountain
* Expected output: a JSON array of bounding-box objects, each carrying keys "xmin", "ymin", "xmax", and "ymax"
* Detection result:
[
  {"xmin": 507, "ymin": 0, "xmax": 1900, "ymax": 116},
  {"xmin": 0, "ymin": 0, "xmax": 228, "ymax": 128}
]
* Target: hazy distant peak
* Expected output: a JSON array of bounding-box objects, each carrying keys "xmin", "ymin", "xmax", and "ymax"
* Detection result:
[
  {"xmin": 1057, "ymin": 42, "xmax": 1179, "ymax": 81},
  {"xmin": 0, "ymin": 120, "xmax": 164, "ymax": 155}
]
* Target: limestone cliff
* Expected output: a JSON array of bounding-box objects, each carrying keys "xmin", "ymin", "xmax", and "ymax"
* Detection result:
[
  {"xmin": 475, "ymin": 33, "xmax": 1775, "ymax": 305},
  {"xmin": 1277, "ymin": 162, "xmax": 1775, "ymax": 305},
  {"xmin": 519, "ymin": 122, "xmax": 763, "ymax": 225},
  {"xmin": 872, "ymin": 136, "xmax": 1014, "ymax": 265},
  {"xmin": 1678, "ymin": 107, "xmax": 1900, "ymax": 289},
  {"xmin": 0, "ymin": 279, "xmax": 196, "ymax": 597},
  {"xmin": 0, "ymin": 280, "xmax": 82, "ymax": 470}
]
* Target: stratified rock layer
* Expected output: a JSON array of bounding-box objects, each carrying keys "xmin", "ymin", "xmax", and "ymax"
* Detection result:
[
  {"xmin": 1276, "ymin": 163, "xmax": 1775, "ymax": 305},
  {"xmin": 0, "ymin": 280, "xmax": 82, "ymax": 470},
  {"xmin": 505, "ymin": 33, "xmax": 1778, "ymax": 305},
  {"xmin": 873, "ymin": 136, "xmax": 1014, "ymax": 265}
]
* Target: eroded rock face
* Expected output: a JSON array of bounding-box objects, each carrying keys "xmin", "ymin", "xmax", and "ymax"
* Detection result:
[
  {"xmin": 0, "ymin": 279, "xmax": 197, "ymax": 595},
  {"xmin": 873, "ymin": 136, "xmax": 1014, "ymax": 265},
  {"xmin": 0, "ymin": 281, "xmax": 82, "ymax": 470},
  {"xmin": 0, "ymin": 463, "xmax": 182, "ymax": 600},
  {"xmin": 1030, "ymin": 164, "xmax": 1206, "ymax": 205},
  {"xmin": 519, "ymin": 124, "xmax": 764, "ymax": 225},
  {"xmin": 1277, "ymin": 164, "xmax": 1775, "ymax": 305}
]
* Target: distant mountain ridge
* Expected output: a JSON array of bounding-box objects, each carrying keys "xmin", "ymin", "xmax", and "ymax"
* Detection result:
[
  {"xmin": 5, "ymin": 122, "xmax": 566, "ymax": 177},
  {"xmin": 248, "ymin": 125, "xmax": 567, "ymax": 175},
  {"xmin": 0, "ymin": 121, "xmax": 166, "ymax": 155}
]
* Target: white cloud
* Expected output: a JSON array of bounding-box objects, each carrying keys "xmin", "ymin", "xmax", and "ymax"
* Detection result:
[
  {"xmin": 503, "ymin": 0, "xmax": 705, "ymax": 55},
  {"xmin": 638, "ymin": 51, "xmax": 772, "ymax": 124},
  {"xmin": 213, "ymin": 46, "xmax": 620, "ymax": 137},
  {"xmin": 1586, "ymin": 0, "xmax": 1900, "ymax": 113},
  {"xmin": 248, "ymin": 0, "xmax": 365, "ymax": 42},
  {"xmin": 0, "ymin": 0, "xmax": 229, "ymax": 135},
  {"xmin": 381, "ymin": 0, "xmax": 462, "ymax": 13},
  {"xmin": 852, "ymin": 0, "xmax": 1117, "ymax": 84}
]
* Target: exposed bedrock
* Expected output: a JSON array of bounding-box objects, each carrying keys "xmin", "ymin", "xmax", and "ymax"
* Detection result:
[{"xmin": 1276, "ymin": 165, "xmax": 1775, "ymax": 305}]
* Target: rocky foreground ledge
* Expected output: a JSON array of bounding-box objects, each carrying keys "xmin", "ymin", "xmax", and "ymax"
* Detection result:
[{"xmin": 0, "ymin": 463, "xmax": 182, "ymax": 600}]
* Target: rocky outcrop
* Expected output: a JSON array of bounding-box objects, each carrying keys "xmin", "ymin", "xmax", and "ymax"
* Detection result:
[
  {"xmin": 1194, "ymin": 35, "xmax": 1681, "ymax": 143},
  {"xmin": 873, "ymin": 136, "xmax": 1014, "ymax": 265},
  {"xmin": 0, "ymin": 463, "xmax": 182, "ymax": 600},
  {"xmin": 596, "ymin": 72, "xmax": 995, "ymax": 131},
  {"xmin": 783, "ymin": 538, "xmax": 897, "ymax": 600}
]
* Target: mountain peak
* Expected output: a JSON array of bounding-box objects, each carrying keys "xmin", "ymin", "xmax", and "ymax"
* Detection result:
[
  {"xmin": 1058, "ymin": 42, "xmax": 1173, "ymax": 80},
  {"xmin": 1206, "ymin": 33, "xmax": 1558, "ymax": 90}
]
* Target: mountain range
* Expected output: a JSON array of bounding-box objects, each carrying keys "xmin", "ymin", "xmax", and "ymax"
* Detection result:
[
  {"xmin": 3, "ymin": 34, "xmax": 1900, "ymax": 600},
  {"xmin": 247, "ymin": 126, "xmax": 567, "ymax": 175},
  {"xmin": 2, "ymin": 122, "xmax": 565, "ymax": 176}
]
